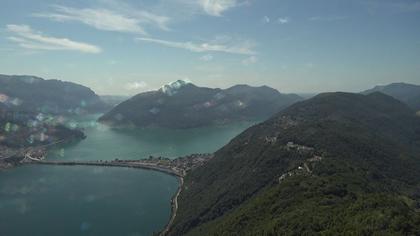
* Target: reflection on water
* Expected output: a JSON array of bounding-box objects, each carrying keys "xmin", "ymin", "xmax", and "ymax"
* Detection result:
[
  {"xmin": 0, "ymin": 165, "xmax": 178, "ymax": 236},
  {"xmin": 0, "ymin": 115, "xmax": 256, "ymax": 235},
  {"xmin": 47, "ymin": 115, "xmax": 257, "ymax": 161}
]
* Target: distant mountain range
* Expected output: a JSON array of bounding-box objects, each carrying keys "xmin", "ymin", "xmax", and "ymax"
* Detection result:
[
  {"xmin": 98, "ymin": 80, "xmax": 303, "ymax": 128},
  {"xmin": 362, "ymin": 82, "xmax": 420, "ymax": 111},
  {"xmin": 2, "ymin": 74, "xmax": 420, "ymax": 232},
  {"xmin": 168, "ymin": 92, "xmax": 420, "ymax": 235},
  {"xmin": 0, "ymin": 74, "xmax": 108, "ymax": 115}
]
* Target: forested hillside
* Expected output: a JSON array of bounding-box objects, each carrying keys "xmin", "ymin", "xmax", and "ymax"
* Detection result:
[{"xmin": 168, "ymin": 92, "xmax": 420, "ymax": 235}]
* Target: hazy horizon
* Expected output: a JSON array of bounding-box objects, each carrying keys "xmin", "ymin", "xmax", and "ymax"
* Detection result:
[
  {"xmin": 1, "ymin": 2, "xmax": 420, "ymax": 235},
  {"xmin": 1, "ymin": 0, "xmax": 419, "ymax": 96}
]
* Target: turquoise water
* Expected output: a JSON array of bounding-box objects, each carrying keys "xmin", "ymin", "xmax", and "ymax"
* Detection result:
[
  {"xmin": 0, "ymin": 116, "xmax": 256, "ymax": 236},
  {"xmin": 0, "ymin": 165, "xmax": 178, "ymax": 236},
  {"xmin": 47, "ymin": 116, "xmax": 257, "ymax": 161}
]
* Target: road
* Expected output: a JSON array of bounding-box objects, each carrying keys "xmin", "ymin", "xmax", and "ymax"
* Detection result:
[
  {"xmin": 160, "ymin": 176, "xmax": 184, "ymax": 236},
  {"xmin": 31, "ymin": 160, "xmax": 183, "ymax": 177}
]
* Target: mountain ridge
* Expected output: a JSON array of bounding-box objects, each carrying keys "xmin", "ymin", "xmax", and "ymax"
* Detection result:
[
  {"xmin": 362, "ymin": 82, "xmax": 420, "ymax": 111},
  {"xmin": 0, "ymin": 74, "xmax": 109, "ymax": 115},
  {"xmin": 167, "ymin": 92, "xmax": 420, "ymax": 235},
  {"xmin": 99, "ymin": 82, "xmax": 303, "ymax": 128}
]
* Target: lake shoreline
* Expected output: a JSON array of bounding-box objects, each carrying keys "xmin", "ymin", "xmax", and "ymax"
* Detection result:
[
  {"xmin": 0, "ymin": 138, "xmax": 83, "ymax": 171},
  {"xmin": 160, "ymin": 176, "xmax": 184, "ymax": 236},
  {"xmin": 23, "ymin": 154, "xmax": 214, "ymax": 236},
  {"xmin": 1, "ymin": 118, "xmax": 247, "ymax": 235}
]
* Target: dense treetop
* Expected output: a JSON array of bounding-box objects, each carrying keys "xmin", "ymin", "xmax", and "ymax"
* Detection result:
[{"xmin": 168, "ymin": 92, "xmax": 420, "ymax": 235}]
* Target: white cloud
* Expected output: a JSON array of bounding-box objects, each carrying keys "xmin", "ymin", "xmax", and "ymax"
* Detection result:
[
  {"xmin": 242, "ymin": 56, "xmax": 257, "ymax": 65},
  {"xmin": 34, "ymin": 5, "xmax": 170, "ymax": 35},
  {"xmin": 198, "ymin": 0, "xmax": 238, "ymax": 16},
  {"xmin": 125, "ymin": 81, "xmax": 148, "ymax": 90},
  {"xmin": 171, "ymin": 0, "xmax": 242, "ymax": 17},
  {"xmin": 6, "ymin": 24, "xmax": 101, "ymax": 53},
  {"xmin": 136, "ymin": 37, "xmax": 256, "ymax": 55},
  {"xmin": 277, "ymin": 17, "xmax": 290, "ymax": 24},
  {"xmin": 262, "ymin": 16, "xmax": 270, "ymax": 24},
  {"xmin": 200, "ymin": 54, "xmax": 214, "ymax": 61}
]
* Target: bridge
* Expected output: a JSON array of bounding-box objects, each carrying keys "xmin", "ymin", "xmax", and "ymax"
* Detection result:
[
  {"xmin": 20, "ymin": 154, "xmax": 213, "ymax": 236},
  {"xmin": 29, "ymin": 158, "xmax": 186, "ymax": 236},
  {"xmin": 30, "ymin": 160, "xmax": 184, "ymax": 177}
]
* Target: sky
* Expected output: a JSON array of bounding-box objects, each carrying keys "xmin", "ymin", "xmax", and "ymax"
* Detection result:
[{"xmin": 0, "ymin": 0, "xmax": 419, "ymax": 95}]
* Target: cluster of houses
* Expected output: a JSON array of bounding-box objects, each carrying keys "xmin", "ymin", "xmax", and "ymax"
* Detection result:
[
  {"xmin": 278, "ymin": 143, "xmax": 323, "ymax": 183},
  {"xmin": 128, "ymin": 153, "xmax": 214, "ymax": 176},
  {"xmin": 275, "ymin": 116, "xmax": 299, "ymax": 130},
  {"xmin": 0, "ymin": 146, "xmax": 47, "ymax": 170},
  {"xmin": 285, "ymin": 142, "xmax": 314, "ymax": 154},
  {"xmin": 170, "ymin": 153, "xmax": 213, "ymax": 172}
]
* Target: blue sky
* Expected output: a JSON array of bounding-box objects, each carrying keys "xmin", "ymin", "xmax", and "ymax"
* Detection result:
[{"xmin": 0, "ymin": 0, "xmax": 419, "ymax": 95}]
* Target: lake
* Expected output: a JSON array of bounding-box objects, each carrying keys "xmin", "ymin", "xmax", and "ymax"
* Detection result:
[{"xmin": 0, "ymin": 116, "xmax": 256, "ymax": 236}]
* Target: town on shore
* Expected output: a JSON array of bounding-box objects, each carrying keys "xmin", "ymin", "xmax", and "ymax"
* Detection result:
[{"xmin": 1, "ymin": 145, "xmax": 213, "ymax": 178}]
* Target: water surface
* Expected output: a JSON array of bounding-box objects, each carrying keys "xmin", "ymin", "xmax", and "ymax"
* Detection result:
[
  {"xmin": 0, "ymin": 165, "xmax": 178, "ymax": 236},
  {"xmin": 0, "ymin": 116, "xmax": 256, "ymax": 235},
  {"xmin": 47, "ymin": 116, "xmax": 257, "ymax": 161}
]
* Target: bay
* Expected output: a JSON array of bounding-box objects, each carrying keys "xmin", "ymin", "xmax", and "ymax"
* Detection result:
[{"xmin": 0, "ymin": 116, "xmax": 255, "ymax": 236}]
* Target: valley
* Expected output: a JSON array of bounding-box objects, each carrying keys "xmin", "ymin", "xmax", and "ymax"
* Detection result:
[
  {"xmin": 2, "ymin": 1, "xmax": 420, "ymax": 234},
  {"xmin": 0, "ymin": 111, "xmax": 254, "ymax": 236},
  {"xmin": 1, "ymin": 75, "xmax": 420, "ymax": 236}
]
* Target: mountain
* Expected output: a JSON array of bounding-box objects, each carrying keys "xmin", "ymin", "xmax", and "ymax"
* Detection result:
[
  {"xmin": 98, "ymin": 80, "xmax": 303, "ymax": 128},
  {"xmin": 362, "ymin": 82, "xmax": 420, "ymax": 111},
  {"xmin": 167, "ymin": 92, "xmax": 420, "ymax": 235},
  {"xmin": 0, "ymin": 107, "xmax": 85, "ymax": 169},
  {"xmin": 99, "ymin": 95, "xmax": 130, "ymax": 107},
  {"xmin": 0, "ymin": 74, "xmax": 109, "ymax": 115},
  {"xmin": 0, "ymin": 101, "xmax": 85, "ymax": 148}
]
